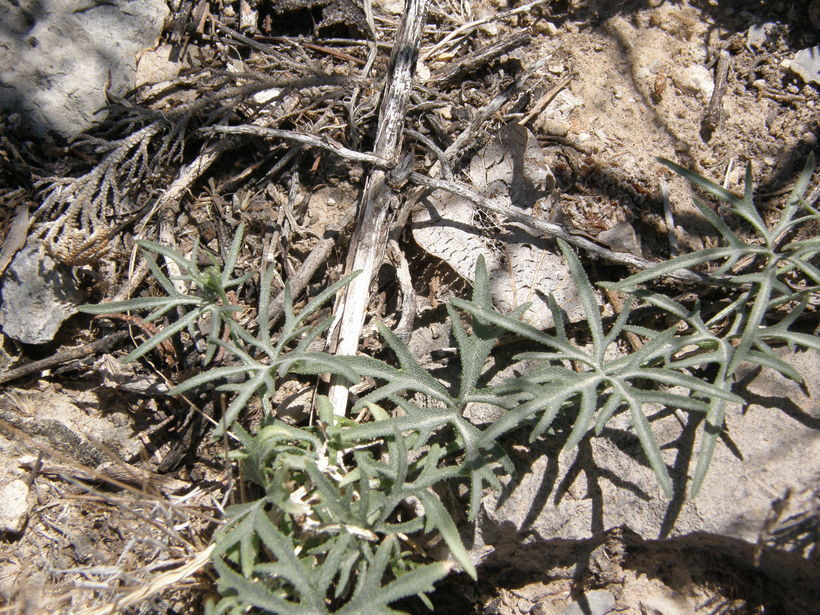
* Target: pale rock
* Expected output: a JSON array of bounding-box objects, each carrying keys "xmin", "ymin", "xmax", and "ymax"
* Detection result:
[
  {"xmin": 412, "ymin": 125, "xmax": 581, "ymax": 330},
  {"xmin": 0, "ymin": 243, "xmax": 81, "ymax": 344},
  {"xmin": 789, "ymin": 46, "xmax": 820, "ymax": 85},
  {"xmin": 536, "ymin": 21, "xmax": 560, "ymax": 37},
  {"xmin": 746, "ymin": 23, "xmax": 777, "ymax": 50},
  {"xmin": 538, "ymin": 119, "xmax": 569, "ymax": 137},
  {"xmin": 534, "ymin": 590, "xmax": 615, "ymax": 615},
  {"xmin": 539, "ymin": 89, "xmax": 583, "ymax": 125},
  {"xmin": 253, "ymin": 88, "xmax": 284, "ymax": 105},
  {"xmin": 0, "ymin": 480, "xmax": 30, "ymax": 534},
  {"xmin": 674, "ymin": 65, "xmax": 714, "ymax": 100},
  {"xmin": 239, "ymin": 0, "xmax": 257, "ymax": 32},
  {"xmin": 0, "ymin": 0, "xmax": 169, "ymax": 137},
  {"xmin": 469, "ymin": 348, "xmax": 819, "ymax": 598},
  {"xmin": 639, "ymin": 591, "xmax": 694, "ymax": 615},
  {"xmin": 597, "ymin": 221, "xmax": 641, "ymax": 255},
  {"xmin": 415, "ymin": 60, "xmax": 431, "ymax": 82},
  {"xmin": 135, "ymin": 44, "xmax": 180, "ymax": 88},
  {"xmin": 378, "ymin": 0, "xmax": 405, "ymax": 15}
]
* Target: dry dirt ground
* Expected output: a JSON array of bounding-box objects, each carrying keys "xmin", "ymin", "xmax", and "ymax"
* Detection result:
[{"xmin": 0, "ymin": 1, "xmax": 817, "ymax": 614}]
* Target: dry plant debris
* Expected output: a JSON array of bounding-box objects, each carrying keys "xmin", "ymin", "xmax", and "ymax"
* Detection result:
[{"xmin": 0, "ymin": 0, "xmax": 818, "ymax": 614}]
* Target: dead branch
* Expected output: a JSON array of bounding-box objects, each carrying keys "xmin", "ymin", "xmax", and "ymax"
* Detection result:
[
  {"xmin": 266, "ymin": 206, "xmax": 357, "ymax": 328},
  {"xmin": 430, "ymin": 30, "xmax": 531, "ymax": 87},
  {"xmin": 0, "ymin": 330, "xmax": 131, "ymax": 385},
  {"xmin": 392, "ymin": 56, "xmax": 551, "ymax": 234},
  {"xmin": 202, "ymin": 125, "xmax": 392, "ymax": 167},
  {"xmin": 72, "ymin": 545, "xmax": 214, "ymax": 615},
  {"xmin": 422, "ymin": 0, "xmax": 549, "ymax": 61},
  {"xmin": 408, "ymin": 172, "xmax": 733, "ymax": 286},
  {"xmin": 327, "ymin": 0, "xmax": 432, "ymax": 415}
]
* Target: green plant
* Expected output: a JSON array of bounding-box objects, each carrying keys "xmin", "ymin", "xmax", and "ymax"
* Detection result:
[
  {"xmin": 81, "ymin": 224, "xmax": 361, "ymax": 434},
  {"xmin": 80, "ymin": 156, "xmax": 817, "ymax": 613},
  {"xmin": 605, "ymin": 153, "xmax": 818, "ymax": 493},
  {"xmin": 207, "ymin": 406, "xmax": 454, "ymax": 615},
  {"xmin": 81, "ymin": 225, "xmax": 253, "ymax": 366}
]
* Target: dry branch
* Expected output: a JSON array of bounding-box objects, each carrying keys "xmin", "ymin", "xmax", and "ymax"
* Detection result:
[
  {"xmin": 266, "ymin": 206, "xmax": 357, "ymax": 327},
  {"xmin": 422, "ymin": 0, "xmax": 549, "ymax": 61},
  {"xmin": 408, "ymin": 172, "xmax": 732, "ymax": 286},
  {"xmin": 0, "ymin": 330, "xmax": 131, "ymax": 385},
  {"xmin": 430, "ymin": 30, "xmax": 531, "ymax": 87},
  {"xmin": 202, "ymin": 125, "xmax": 391, "ymax": 167},
  {"xmin": 73, "ymin": 545, "xmax": 214, "ymax": 615},
  {"xmin": 327, "ymin": 0, "xmax": 432, "ymax": 415}
]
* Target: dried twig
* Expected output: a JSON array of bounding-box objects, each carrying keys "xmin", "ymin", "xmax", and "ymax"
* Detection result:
[
  {"xmin": 444, "ymin": 55, "xmax": 551, "ymax": 160},
  {"xmin": 266, "ymin": 207, "xmax": 357, "ymax": 327},
  {"xmin": 431, "ymin": 30, "xmax": 531, "ymax": 87},
  {"xmin": 327, "ymin": 0, "xmax": 432, "ymax": 415},
  {"xmin": 700, "ymin": 49, "xmax": 730, "ymax": 141},
  {"xmin": 518, "ymin": 72, "xmax": 573, "ymax": 126},
  {"xmin": 0, "ymin": 330, "xmax": 131, "ymax": 385},
  {"xmin": 408, "ymin": 172, "xmax": 732, "ymax": 286},
  {"xmin": 387, "ymin": 239, "xmax": 416, "ymax": 341},
  {"xmin": 660, "ymin": 178, "xmax": 679, "ymax": 255},
  {"xmin": 0, "ymin": 203, "xmax": 29, "ymax": 276},
  {"xmin": 422, "ymin": 0, "xmax": 549, "ymax": 61},
  {"xmin": 393, "ymin": 57, "xmax": 551, "ymax": 233},
  {"xmin": 72, "ymin": 545, "xmax": 214, "ymax": 615},
  {"xmin": 202, "ymin": 125, "xmax": 391, "ymax": 167}
]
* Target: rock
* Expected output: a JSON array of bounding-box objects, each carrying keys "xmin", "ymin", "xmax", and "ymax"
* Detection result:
[
  {"xmin": 673, "ymin": 65, "xmax": 714, "ymax": 100},
  {"xmin": 746, "ymin": 23, "xmax": 777, "ymax": 50},
  {"xmin": 412, "ymin": 125, "xmax": 583, "ymax": 330},
  {"xmin": 135, "ymin": 43, "xmax": 181, "ymax": 89},
  {"xmin": 536, "ymin": 21, "xmax": 560, "ymax": 37},
  {"xmin": 537, "ymin": 89, "xmax": 583, "ymax": 126},
  {"xmin": 788, "ymin": 46, "xmax": 820, "ymax": 85},
  {"xmin": 534, "ymin": 590, "xmax": 615, "ymax": 615},
  {"xmin": 539, "ymin": 119, "xmax": 570, "ymax": 137},
  {"xmin": 0, "ymin": 243, "xmax": 81, "ymax": 344},
  {"xmin": 378, "ymin": 0, "xmax": 405, "ymax": 15},
  {"xmin": 639, "ymin": 591, "xmax": 694, "ymax": 615},
  {"xmin": 0, "ymin": 0, "xmax": 169, "ymax": 137},
  {"xmin": 597, "ymin": 221, "xmax": 641, "ymax": 256},
  {"xmin": 0, "ymin": 387, "xmax": 143, "ymax": 467},
  {"xmin": 0, "ymin": 480, "xmax": 30, "ymax": 534}
]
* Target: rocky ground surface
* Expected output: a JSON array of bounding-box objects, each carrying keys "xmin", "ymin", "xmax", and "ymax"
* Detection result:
[{"xmin": 0, "ymin": 1, "xmax": 818, "ymax": 614}]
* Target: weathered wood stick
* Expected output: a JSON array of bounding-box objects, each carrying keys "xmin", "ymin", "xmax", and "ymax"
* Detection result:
[
  {"xmin": 327, "ymin": 0, "xmax": 431, "ymax": 415},
  {"xmin": 431, "ymin": 31, "xmax": 531, "ymax": 87}
]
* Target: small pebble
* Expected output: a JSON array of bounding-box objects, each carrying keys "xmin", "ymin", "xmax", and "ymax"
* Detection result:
[
  {"xmin": 536, "ymin": 21, "xmax": 559, "ymax": 36},
  {"xmin": 789, "ymin": 45, "xmax": 820, "ymax": 85},
  {"xmin": 538, "ymin": 119, "xmax": 569, "ymax": 137},
  {"xmin": 0, "ymin": 480, "xmax": 30, "ymax": 535},
  {"xmin": 673, "ymin": 65, "xmax": 714, "ymax": 100},
  {"xmin": 415, "ymin": 60, "xmax": 430, "ymax": 81},
  {"xmin": 746, "ymin": 22, "xmax": 776, "ymax": 50}
]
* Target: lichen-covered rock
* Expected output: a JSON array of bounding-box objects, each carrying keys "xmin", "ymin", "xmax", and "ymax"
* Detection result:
[
  {"xmin": 0, "ymin": 0, "xmax": 169, "ymax": 137},
  {"xmin": 0, "ymin": 243, "xmax": 81, "ymax": 344}
]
